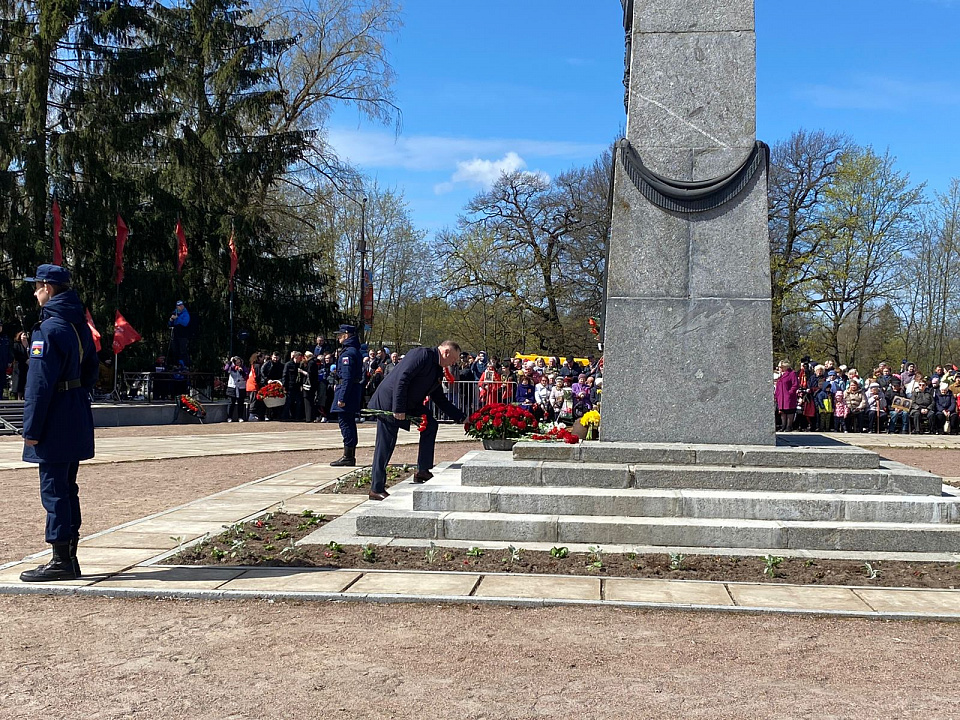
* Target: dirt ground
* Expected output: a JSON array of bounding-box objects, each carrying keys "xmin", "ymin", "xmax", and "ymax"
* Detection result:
[{"xmin": 2, "ymin": 432, "xmax": 960, "ymax": 718}]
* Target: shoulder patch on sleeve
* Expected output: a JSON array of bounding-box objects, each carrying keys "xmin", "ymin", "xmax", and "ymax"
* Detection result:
[
  {"xmin": 342, "ymin": 357, "xmax": 350, "ymax": 365},
  {"xmin": 30, "ymin": 340, "xmax": 45, "ymax": 357}
]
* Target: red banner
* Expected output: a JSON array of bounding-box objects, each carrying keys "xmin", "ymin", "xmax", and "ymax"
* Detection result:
[
  {"xmin": 85, "ymin": 309, "xmax": 102, "ymax": 353},
  {"xmin": 362, "ymin": 269, "xmax": 374, "ymax": 327},
  {"xmin": 228, "ymin": 230, "xmax": 238, "ymax": 292},
  {"xmin": 113, "ymin": 310, "xmax": 142, "ymax": 355},
  {"xmin": 115, "ymin": 214, "xmax": 128, "ymax": 285},
  {"xmin": 52, "ymin": 199, "xmax": 62, "ymax": 265},
  {"xmin": 175, "ymin": 220, "xmax": 188, "ymax": 273}
]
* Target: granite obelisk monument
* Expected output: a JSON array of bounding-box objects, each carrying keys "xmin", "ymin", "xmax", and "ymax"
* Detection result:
[{"xmin": 602, "ymin": 0, "xmax": 774, "ymax": 446}]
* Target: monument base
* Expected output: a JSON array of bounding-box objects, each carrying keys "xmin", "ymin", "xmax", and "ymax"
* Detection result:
[{"xmin": 339, "ymin": 437, "xmax": 960, "ymax": 556}]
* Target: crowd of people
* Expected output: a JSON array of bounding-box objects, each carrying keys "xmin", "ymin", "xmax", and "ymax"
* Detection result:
[
  {"xmin": 774, "ymin": 358, "xmax": 960, "ymax": 435},
  {"xmin": 212, "ymin": 340, "xmax": 606, "ymax": 426}
]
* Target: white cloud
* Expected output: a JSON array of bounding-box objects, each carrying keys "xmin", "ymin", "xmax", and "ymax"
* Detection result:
[
  {"xmin": 326, "ymin": 128, "xmax": 605, "ymax": 173},
  {"xmin": 431, "ymin": 152, "xmax": 530, "ymax": 194}
]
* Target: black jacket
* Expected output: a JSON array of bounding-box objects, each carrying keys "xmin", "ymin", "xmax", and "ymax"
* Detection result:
[{"xmin": 369, "ymin": 347, "xmax": 465, "ymax": 422}]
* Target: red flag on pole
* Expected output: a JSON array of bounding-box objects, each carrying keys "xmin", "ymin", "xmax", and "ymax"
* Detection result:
[
  {"xmin": 115, "ymin": 214, "xmax": 128, "ymax": 285},
  {"xmin": 175, "ymin": 219, "xmax": 188, "ymax": 273},
  {"xmin": 52, "ymin": 199, "xmax": 62, "ymax": 265},
  {"xmin": 228, "ymin": 229, "xmax": 238, "ymax": 292},
  {"xmin": 85, "ymin": 309, "xmax": 102, "ymax": 352},
  {"xmin": 112, "ymin": 310, "xmax": 142, "ymax": 355}
]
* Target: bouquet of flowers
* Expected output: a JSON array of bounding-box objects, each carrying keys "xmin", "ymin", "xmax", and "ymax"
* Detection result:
[
  {"xmin": 580, "ymin": 410, "xmax": 601, "ymax": 440},
  {"xmin": 178, "ymin": 394, "xmax": 206, "ymax": 420},
  {"xmin": 464, "ymin": 403, "xmax": 535, "ymax": 440},
  {"xmin": 529, "ymin": 425, "xmax": 580, "ymax": 444},
  {"xmin": 361, "ymin": 409, "xmax": 430, "ymax": 432},
  {"xmin": 256, "ymin": 381, "xmax": 286, "ymax": 408}
]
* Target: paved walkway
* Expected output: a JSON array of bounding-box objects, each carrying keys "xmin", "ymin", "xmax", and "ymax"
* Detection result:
[
  {"xmin": 0, "ymin": 425, "xmax": 468, "ymax": 471},
  {"xmin": 2, "ymin": 457, "xmax": 960, "ymax": 620}
]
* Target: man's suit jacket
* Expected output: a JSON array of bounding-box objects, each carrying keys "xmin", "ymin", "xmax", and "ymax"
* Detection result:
[{"xmin": 369, "ymin": 347, "xmax": 465, "ymax": 422}]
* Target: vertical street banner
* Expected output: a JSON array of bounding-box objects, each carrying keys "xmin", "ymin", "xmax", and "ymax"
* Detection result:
[
  {"xmin": 228, "ymin": 230, "xmax": 238, "ymax": 292},
  {"xmin": 175, "ymin": 220, "xmax": 188, "ymax": 273},
  {"xmin": 362, "ymin": 269, "xmax": 374, "ymax": 329},
  {"xmin": 115, "ymin": 214, "xmax": 128, "ymax": 285}
]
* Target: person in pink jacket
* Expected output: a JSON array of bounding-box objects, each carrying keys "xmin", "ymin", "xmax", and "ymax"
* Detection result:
[{"xmin": 774, "ymin": 359, "xmax": 800, "ymax": 432}]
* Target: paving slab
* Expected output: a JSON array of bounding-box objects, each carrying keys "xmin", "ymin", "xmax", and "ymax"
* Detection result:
[
  {"xmin": 218, "ymin": 485, "xmax": 310, "ymax": 497},
  {"xmin": 157, "ymin": 507, "xmax": 268, "ymax": 523},
  {"xmin": 125, "ymin": 518, "xmax": 233, "ymax": 536},
  {"xmin": 70, "ymin": 547, "xmax": 167, "ymax": 566},
  {"xmin": 277, "ymin": 496, "xmax": 366, "ymax": 516},
  {"xmin": 604, "ymin": 578, "xmax": 733, "ymax": 606},
  {"xmin": 219, "ymin": 569, "xmax": 362, "ymax": 593},
  {"xmin": 344, "ymin": 571, "xmax": 479, "ymax": 597},
  {"xmin": 854, "ymin": 588, "xmax": 960, "ymax": 614},
  {"xmin": 94, "ymin": 566, "xmax": 244, "ymax": 590},
  {"xmin": 0, "ymin": 563, "xmax": 130, "ymax": 586},
  {"xmin": 728, "ymin": 583, "xmax": 873, "ymax": 612},
  {"xmin": 80, "ymin": 532, "xmax": 185, "ymax": 550},
  {"xmin": 475, "ymin": 574, "xmax": 601, "ymax": 601}
]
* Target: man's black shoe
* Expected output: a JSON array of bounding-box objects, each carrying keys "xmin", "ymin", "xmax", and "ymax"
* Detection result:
[
  {"xmin": 368, "ymin": 491, "xmax": 389, "ymax": 501},
  {"xmin": 20, "ymin": 543, "xmax": 77, "ymax": 582},
  {"xmin": 412, "ymin": 470, "xmax": 433, "ymax": 484}
]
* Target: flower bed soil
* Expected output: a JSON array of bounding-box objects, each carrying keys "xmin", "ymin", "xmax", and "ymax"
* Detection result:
[
  {"xmin": 317, "ymin": 465, "xmax": 413, "ymax": 495},
  {"xmin": 165, "ymin": 512, "xmax": 960, "ymax": 589}
]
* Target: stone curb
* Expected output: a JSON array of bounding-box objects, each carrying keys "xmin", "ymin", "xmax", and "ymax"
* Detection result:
[{"xmin": 2, "ymin": 580, "xmax": 960, "ymax": 622}]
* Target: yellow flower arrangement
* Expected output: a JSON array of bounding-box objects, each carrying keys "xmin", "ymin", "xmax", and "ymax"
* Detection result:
[{"xmin": 580, "ymin": 410, "xmax": 601, "ymax": 428}]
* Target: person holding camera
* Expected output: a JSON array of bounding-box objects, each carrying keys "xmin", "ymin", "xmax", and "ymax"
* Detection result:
[{"xmin": 223, "ymin": 356, "xmax": 248, "ymax": 422}]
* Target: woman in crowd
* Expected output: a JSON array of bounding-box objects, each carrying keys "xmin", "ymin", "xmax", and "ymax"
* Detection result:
[
  {"xmin": 246, "ymin": 351, "xmax": 262, "ymax": 420},
  {"xmin": 223, "ymin": 355, "xmax": 248, "ymax": 422},
  {"xmin": 910, "ymin": 378, "xmax": 934, "ymax": 434},
  {"xmin": 864, "ymin": 382, "xmax": 887, "ymax": 433},
  {"xmin": 515, "ymin": 373, "xmax": 536, "ymax": 412},
  {"xmin": 774, "ymin": 359, "xmax": 799, "ymax": 432},
  {"xmin": 571, "ymin": 373, "xmax": 592, "ymax": 419},
  {"xmin": 933, "ymin": 382, "xmax": 958, "ymax": 435},
  {"xmin": 843, "ymin": 379, "xmax": 866, "ymax": 433},
  {"xmin": 535, "ymin": 373, "xmax": 554, "ymax": 422},
  {"xmin": 10, "ymin": 331, "xmax": 29, "ymax": 400},
  {"xmin": 549, "ymin": 375, "xmax": 573, "ymax": 423}
]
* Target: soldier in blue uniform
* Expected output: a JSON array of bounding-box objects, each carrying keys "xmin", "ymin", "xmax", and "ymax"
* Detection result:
[
  {"xmin": 330, "ymin": 324, "xmax": 364, "ymax": 467},
  {"xmin": 19, "ymin": 265, "xmax": 98, "ymax": 582}
]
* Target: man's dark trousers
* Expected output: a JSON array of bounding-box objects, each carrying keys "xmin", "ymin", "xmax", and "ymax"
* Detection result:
[
  {"xmin": 338, "ymin": 413, "xmax": 358, "ymax": 448},
  {"xmin": 370, "ymin": 415, "xmax": 438, "ymax": 494},
  {"xmin": 40, "ymin": 461, "xmax": 81, "ymax": 542}
]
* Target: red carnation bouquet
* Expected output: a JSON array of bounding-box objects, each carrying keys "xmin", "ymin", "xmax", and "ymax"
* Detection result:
[
  {"xmin": 256, "ymin": 383, "xmax": 285, "ymax": 400},
  {"xmin": 529, "ymin": 425, "xmax": 579, "ymax": 444},
  {"xmin": 464, "ymin": 403, "xmax": 536, "ymax": 441},
  {"xmin": 178, "ymin": 394, "xmax": 206, "ymax": 420}
]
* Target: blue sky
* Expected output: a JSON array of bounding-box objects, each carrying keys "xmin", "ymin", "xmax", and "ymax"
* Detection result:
[{"xmin": 329, "ymin": 0, "xmax": 960, "ymax": 237}]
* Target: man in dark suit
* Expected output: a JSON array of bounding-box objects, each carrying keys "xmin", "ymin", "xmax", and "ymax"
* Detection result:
[{"xmin": 366, "ymin": 340, "xmax": 466, "ymax": 500}]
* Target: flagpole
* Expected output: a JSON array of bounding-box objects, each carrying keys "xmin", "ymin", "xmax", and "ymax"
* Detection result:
[{"xmin": 229, "ymin": 290, "xmax": 234, "ymax": 358}]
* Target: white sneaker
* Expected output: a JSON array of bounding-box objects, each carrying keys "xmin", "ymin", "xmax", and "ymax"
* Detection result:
[
  {"xmin": 227, "ymin": 418, "xmax": 233, "ymax": 423},
  {"xmin": 238, "ymin": 418, "xmax": 244, "ymax": 423}
]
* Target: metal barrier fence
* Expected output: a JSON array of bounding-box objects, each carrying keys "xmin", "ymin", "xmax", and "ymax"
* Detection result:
[
  {"xmin": 430, "ymin": 380, "xmax": 516, "ymax": 421},
  {"xmin": 119, "ymin": 371, "xmax": 220, "ymax": 402}
]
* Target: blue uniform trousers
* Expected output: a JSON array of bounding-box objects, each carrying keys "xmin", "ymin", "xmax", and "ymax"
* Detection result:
[
  {"xmin": 338, "ymin": 413, "xmax": 358, "ymax": 448},
  {"xmin": 371, "ymin": 415, "xmax": 439, "ymax": 493},
  {"xmin": 39, "ymin": 461, "xmax": 81, "ymax": 543}
]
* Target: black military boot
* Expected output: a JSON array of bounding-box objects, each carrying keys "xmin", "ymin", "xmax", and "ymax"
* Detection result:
[
  {"xmin": 329, "ymin": 445, "xmax": 356, "ymax": 467},
  {"xmin": 19, "ymin": 543, "xmax": 77, "ymax": 582},
  {"xmin": 68, "ymin": 537, "xmax": 82, "ymax": 577}
]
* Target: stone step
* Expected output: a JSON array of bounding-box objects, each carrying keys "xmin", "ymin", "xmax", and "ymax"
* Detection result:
[
  {"xmin": 461, "ymin": 456, "xmax": 942, "ymax": 496},
  {"xmin": 412, "ymin": 484, "xmax": 960, "ymax": 524},
  {"xmin": 355, "ymin": 508, "xmax": 960, "ymax": 554},
  {"xmin": 513, "ymin": 439, "xmax": 880, "ymax": 469}
]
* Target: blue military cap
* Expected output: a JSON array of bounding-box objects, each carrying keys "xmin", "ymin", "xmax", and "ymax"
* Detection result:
[
  {"xmin": 25, "ymin": 264, "xmax": 71, "ymax": 285},
  {"xmin": 337, "ymin": 324, "xmax": 357, "ymax": 335}
]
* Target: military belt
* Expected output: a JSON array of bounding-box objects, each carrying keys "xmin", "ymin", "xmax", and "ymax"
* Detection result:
[{"xmin": 56, "ymin": 378, "xmax": 82, "ymax": 392}]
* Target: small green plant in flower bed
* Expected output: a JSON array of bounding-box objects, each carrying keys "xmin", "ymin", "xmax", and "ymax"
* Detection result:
[{"xmin": 325, "ymin": 465, "xmax": 412, "ymax": 495}]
